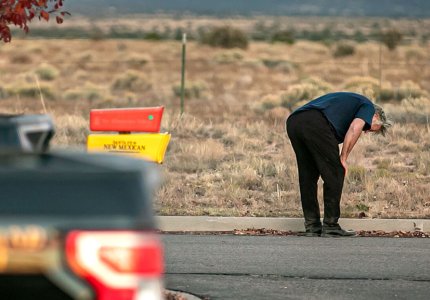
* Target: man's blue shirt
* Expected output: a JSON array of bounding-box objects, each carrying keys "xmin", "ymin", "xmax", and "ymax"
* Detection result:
[{"xmin": 290, "ymin": 92, "xmax": 375, "ymax": 143}]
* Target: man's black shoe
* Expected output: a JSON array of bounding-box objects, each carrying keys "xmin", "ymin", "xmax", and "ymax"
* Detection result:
[
  {"xmin": 298, "ymin": 226, "xmax": 322, "ymax": 237},
  {"xmin": 298, "ymin": 231, "xmax": 321, "ymax": 237},
  {"xmin": 321, "ymin": 225, "xmax": 356, "ymax": 237}
]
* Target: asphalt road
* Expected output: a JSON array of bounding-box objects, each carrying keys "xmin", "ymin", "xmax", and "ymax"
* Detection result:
[{"xmin": 162, "ymin": 234, "xmax": 430, "ymax": 300}]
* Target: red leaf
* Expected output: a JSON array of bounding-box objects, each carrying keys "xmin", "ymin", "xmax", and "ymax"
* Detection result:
[
  {"xmin": 0, "ymin": 0, "xmax": 69, "ymax": 43},
  {"xmin": 28, "ymin": 10, "xmax": 35, "ymax": 20},
  {"xmin": 0, "ymin": 24, "xmax": 12, "ymax": 43},
  {"xmin": 40, "ymin": 10, "xmax": 49, "ymax": 21}
]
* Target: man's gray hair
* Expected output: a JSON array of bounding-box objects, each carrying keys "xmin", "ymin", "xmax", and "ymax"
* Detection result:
[{"xmin": 373, "ymin": 104, "xmax": 392, "ymax": 136}]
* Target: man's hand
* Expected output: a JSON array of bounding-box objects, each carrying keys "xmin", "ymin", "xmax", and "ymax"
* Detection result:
[
  {"xmin": 340, "ymin": 158, "xmax": 348, "ymax": 176},
  {"xmin": 340, "ymin": 118, "xmax": 365, "ymax": 177}
]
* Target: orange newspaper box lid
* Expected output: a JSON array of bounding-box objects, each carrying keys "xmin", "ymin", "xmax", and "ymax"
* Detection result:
[{"xmin": 90, "ymin": 107, "xmax": 164, "ymax": 132}]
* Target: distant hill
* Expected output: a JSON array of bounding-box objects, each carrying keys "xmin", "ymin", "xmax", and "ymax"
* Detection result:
[{"xmin": 65, "ymin": 0, "xmax": 430, "ymax": 18}]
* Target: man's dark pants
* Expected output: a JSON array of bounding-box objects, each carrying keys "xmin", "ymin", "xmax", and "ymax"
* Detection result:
[{"xmin": 286, "ymin": 109, "xmax": 345, "ymax": 229}]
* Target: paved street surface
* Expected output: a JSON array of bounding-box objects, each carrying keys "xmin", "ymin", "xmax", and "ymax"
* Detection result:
[{"xmin": 162, "ymin": 234, "xmax": 430, "ymax": 300}]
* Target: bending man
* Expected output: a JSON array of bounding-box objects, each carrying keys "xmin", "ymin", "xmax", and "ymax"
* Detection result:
[{"xmin": 286, "ymin": 92, "xmax": 391, "ymax": 237}]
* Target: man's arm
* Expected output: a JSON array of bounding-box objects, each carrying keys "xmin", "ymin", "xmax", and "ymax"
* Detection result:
[{"xmin": 340, "ymin": 118, "xmax": 366, "ymax": 174}]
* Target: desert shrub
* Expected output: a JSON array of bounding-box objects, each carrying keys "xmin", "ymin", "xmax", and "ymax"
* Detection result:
[
  {"xmin": 355, "ymin": 203, "xmax": 370, "ymax": 212},
  {"xmin": 168, "ymin": 139, "xmax": 226, "ymax": 173},
  {"xmin": 380, "ymin": 81, "xmax": 428, "ymax": 102},
  {"xmin": 294, "ymin": 41, "xmax": 329, "ymax": 55},
  {"xmin": 256, "ymin": 160, "xmax": 278, "ymax": 177},
  {"xmin": 261, "ymin": 59, "xmax": 296, "ymax": 73},
  {"xmin": 126, "ymin": 54, "xmax": 151, "ymax": 68},
  {"xmin": 396, "ymin": 81, "xmax": 427, "ymax": 100},
  {"xmin": 89, "ymin": 26, "xmax": 105, "ymax": 41},
  {"xmin": 35, "ymin": 64, "xmax": 59, "ymax": 81},
  {"xmin": 111, "ymin": 71, "xmax": 152, "ymax": 92},
  {"xmin": 281, "ymin": 77, "xmax": 333, "ymax": 110},
  {"xmin": 9, "ymin": 85, "xmax": 56, "ymax": 100},
  {"xmin": 346, "ymin": 165, "xmax": 366, "ymax": 192},
  {"xmin": 51, "ymin": 114, "xmax": 89, "ymax": 146},
  {"xmin": 343, "ymin": 76, "xmax": 380, "ymax": 97},
  {"xmin": 78, "ymin": 51, "xmax": 94, "ymax": 64},
  {"xmin": 251, "ymin": 20, "xmax": 272, "ymax": 41},
  {"xmin": 63, "ymin": 86, "xmax": 104, "ymax": 102},
  {"xmin": 231, "ymin": 167, "xmax": 262, "ymax": 190},
  {"xmin": 298, "ymin": 27, "xmax": 344, "ymax": 43},
  {"xmin": 404, "ymin": 47, "xmax": 426, "ymax": 61},
  {"xmin": 333, "ymin": 42, "xmax": 356, "ymax": 57},
  {"xmin": 271, "ymin": 30, "xmax": 295, "ymax": 44},
  {"xmin": 255, "ymin": 94, "xmax": 280, "ymax": 112},
  {"xmin": 201, "ymin": 26, "xmax": 248, "ymax": 49},
  {"xmin": 264, "ymin": 107, "xmax": 290, "ymax": 124},
  {"xmin": 380, "ymin": 29, "xmax": 403, "ymax": 51},
  {"xmin": 214, "ymin": 50, "xmax": 244, "ymax": 64},
  {"xmin": 416, "ymin": 152, "xmax": 430, "ymax": 176},
  {"xmin": 373, "ymin": 158, "xmax": 392, "ymax": 170},
  {"xmin": 144, "ymin": 31, "xmax": 164, "ymax": 40},
  {"xmin": 343, "ymin": 76, "xmax": 379, "ymax": 88},
  {"xmin": 379, "ymin": 89, "xmax": 395, "ymax": 102},
  {"xmin": 304, "ymin": 77, "xmax": 333, "ymax": 92},
  {"xmin": 352, "ymin": 30, "xmax": 367, "ymax": 42},
  {"xmin": 172, "ymin": 81, "xmax": 207, "ymax": 99},
  {"xmin": 392, "ymin": 97, "xmax": 430, "ymax": 124},
  {"xmin": 10, "ymin": 53, "xmax": 32, "ymax": 64},
  {"xmin": 280, "ymin": 85, "xmax": 316, "ymax": 110}
]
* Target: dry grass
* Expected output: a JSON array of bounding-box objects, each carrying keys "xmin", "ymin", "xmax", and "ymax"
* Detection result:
[{"xmin": 1, "ymin": 17, "xmax": 429, "ymax": 219}]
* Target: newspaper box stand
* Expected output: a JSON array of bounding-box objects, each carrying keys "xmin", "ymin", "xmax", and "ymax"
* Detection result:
[{"xmin": 87, "ymin": 107, "xmax": 170, "ymax": 164}]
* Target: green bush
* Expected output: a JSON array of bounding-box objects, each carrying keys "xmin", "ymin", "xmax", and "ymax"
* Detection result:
[
  {"xmin": 201, "ymin": 26, "xmax": 249, "ymax": 49},
  {"xmin": 347, "ymin": 165, "xmax": 366, "ymax": 185},
  {"xmin": 271, "ymin": 30, "xmax": 295, "ymax": 44},
  {"xmin": 144, "ymin": 31, "xmax": 164, "ymax": 40},
  {"xmin": 251, "ymin": 21, "xmax": 270, "ymax": 41},
  {"xmin": 261, "ymin": 59, "xmax": 296, "ymax": 73},
  {"xmin": 355, "ymin": 203, "xmax": 370, "ymax": 212},
  {"xmin": 333, "ymin": 42, "xmax": 355, "ymax": 57},
  {"xmin": 35, "ymin": 64, "xmax": 59, "ymax": 81},
  {"xmin": 64, "ymin": 88, "xmax": 103, "ymax": 102},
  {"xmin": 126, "ymin": 54, "xmax": 151, "ymax": 68},
  {"xmin": 280, "ymin": 77, "xmax": 333, "ymax": 110},
  {"xmin": 11, "ymin": 85, "xmax": 56, "ymax": 100},
  {"xmin": 380, "ymin": 29, "xmax": 403, "ymax": 51},
  {"xmin": 379, "ymin": 81, "xmax": 427, "ymax": 102},
  {"xmin": 214, "ymin": 51, "xmax": 244, "ymax": 64},
  {"xmin": 111, "ymin": 71, "xmax": 152, "ymax": 92},
  {"xmin": 173, "ymin": 81, "xmax": 207, "ymax": 99}
]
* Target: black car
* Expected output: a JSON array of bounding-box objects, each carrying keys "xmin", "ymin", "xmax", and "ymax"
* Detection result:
[{"xmin": 0, "ymin": 114, "xmax": 164, "ymax": 300}]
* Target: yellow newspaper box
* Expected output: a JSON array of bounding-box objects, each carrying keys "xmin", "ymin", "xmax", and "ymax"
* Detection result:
[{"xmin": 87, "ymin": 133, "xmax": 171, "ymax": 164}]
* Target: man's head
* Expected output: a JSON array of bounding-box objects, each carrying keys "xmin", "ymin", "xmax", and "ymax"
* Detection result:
[{"xmin": 368, "ymin": 104, "xmax": 391, "ymax": 135}]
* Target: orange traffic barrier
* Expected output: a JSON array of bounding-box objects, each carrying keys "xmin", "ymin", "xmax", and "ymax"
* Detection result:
[{"xmin": 90, "ymin": 107, "xmax": 164, "ymax": 132}]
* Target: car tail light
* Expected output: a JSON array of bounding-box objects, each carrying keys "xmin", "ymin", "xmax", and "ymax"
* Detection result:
[{"xmin": 66, "ymin": 231, "xmax": 164, "ymax": 300}]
